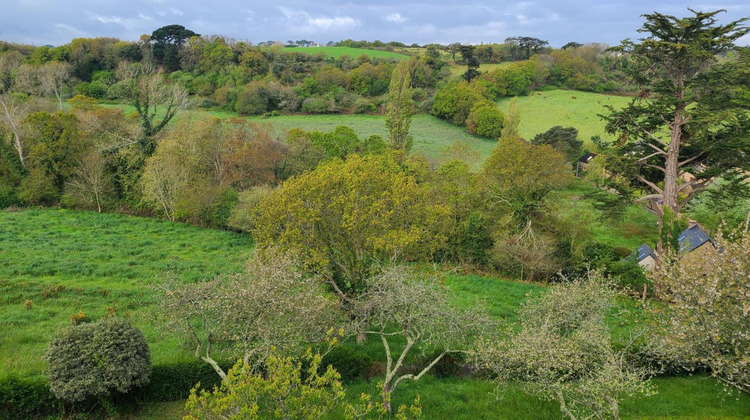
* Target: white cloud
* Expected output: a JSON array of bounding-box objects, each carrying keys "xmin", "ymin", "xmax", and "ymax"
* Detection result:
[
  {"xmin": 308, "ymin": 16, "xmax": 357, "ymax": 29},
  {"xmin": 515, "ymin": 12, "xmax": 559, "ymax": 25},
  {"xmin": 277, "ymin": 7, "xmax": 357, "ymax": 32},
  {"xmin": 89, "ymin": 14, "xmax": 123, "ymax": 24},
  {"xmin": 385, "ymin": 13, "xmax": 407, "ymax": 23}
]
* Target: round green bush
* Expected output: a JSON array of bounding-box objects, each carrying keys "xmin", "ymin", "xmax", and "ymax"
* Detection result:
[{"xmin": 46, "ymin": 317, "xmax": 151, "ymax": 402}]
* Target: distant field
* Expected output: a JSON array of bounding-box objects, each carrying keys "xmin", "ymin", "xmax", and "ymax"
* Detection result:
[
  {"xmin": 238, "ymin": 114, "xmax": 497, "ymax": 165},
  {"xmin": 449, "ymin": 62, "xmax": 514, "ymax": 76},
  {"xmin": 99, "ymin": 104, "xmax": 497, "ymax": 167},
  {"xmin": 279, "ymin": 46, "xmax": 407, "ymax": 60},
  {"xmin": 497, "ymin": 89, "xmax": 632, "ymax": 146}
]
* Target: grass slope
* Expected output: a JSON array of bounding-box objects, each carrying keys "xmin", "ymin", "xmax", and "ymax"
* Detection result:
[
  {"xmin": 497, "ymin": 89, "xmax": 632, "ymax": 146},
  {"xmin": 239, "ymin": 114, "xmax": 497, "ymax": 164},
  {"xmin": 279, "ymin": 46, "xmax": 407, "ymax": 60},
  {"xmin": 448, "ymin": 62, "xmax": 514, "ymax": 77},
  {"xmin": 0, "ymin": 209, "xmax": 252, "ymax": 377},
  {"xmin": 3, "ymin": 209, "xmax": 748, "ymax": 419},
  {"xmin": 99, "ymin": 104, "xmax": 497, "ymax": 167}
]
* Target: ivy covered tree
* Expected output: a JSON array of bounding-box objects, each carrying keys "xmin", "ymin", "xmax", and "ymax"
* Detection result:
[
  {"xmin": 459, "ymin": 45, "xmax": 480, "ymax": 83},
  {"xmin": 603, "ymin": 9, "xmax": 750, "ymax": 252},
  {"xmin": 531, "ymin": 126, "xmax": 583, "ymax": 162}
]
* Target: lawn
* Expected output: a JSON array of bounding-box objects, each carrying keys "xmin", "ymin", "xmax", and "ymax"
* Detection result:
[
  {"xmin": 497, "ymin": 89, "xmax": 633, "ymax": 147},
  {"xmin": 278, "ymin": 46, "xmax": 407, "ymax": 60},
  {"xmin": 0, "ymin": 208, "xmax": 253, "ymax": 378}
]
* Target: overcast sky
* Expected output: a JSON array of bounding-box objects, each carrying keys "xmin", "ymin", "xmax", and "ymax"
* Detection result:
[{"xmin": 2, "ymin": 1, "xmax": 749, "ymax": 47}]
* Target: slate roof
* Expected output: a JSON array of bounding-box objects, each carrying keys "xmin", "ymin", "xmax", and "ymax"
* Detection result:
[
  {"xmin": 636, "ymin": 243, "xmax": 656, "ymax": 262},
  {"xmin": 678, "ymin": 225, "xmax": 713, "ymax": 253},
  {"xmin": 578, "ymin": 152, "xmax": 598, "ymax": 163}
]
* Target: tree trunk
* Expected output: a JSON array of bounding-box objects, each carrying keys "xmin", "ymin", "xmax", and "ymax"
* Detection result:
[
  {"xmin": 198, "ymin": 355, "xmax": 227, "ymax": 381},
  {"xmin": 605, "ymin": 395, "xmax": 620, "ymax": 420},
  {"xmin": 382, "ymin": 383, "xmax": 393, "ymax": 414},
  {"xmin": 556, "ymin": 391, "xmax": 577, "ymax": 420},
  {"xmin": 356, "ymin": 326, "xmax": 367, "ymax": 345}
]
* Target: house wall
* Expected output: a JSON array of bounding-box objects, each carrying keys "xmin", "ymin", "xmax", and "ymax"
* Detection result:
[{"xmin": 638, "ymin": 255, "xmax": 656, "ymax": 270}]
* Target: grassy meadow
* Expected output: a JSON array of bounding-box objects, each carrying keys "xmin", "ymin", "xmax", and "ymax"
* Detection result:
[
  {"xmin": 0, "ymin": 209, "xmax": 253, "ymax": 378},
  {"xmin": 133, "ymin": 374, "xmax": 750, "ymax": 419},
  {"xmin": 3, "ymin": 209, "xmax": 749, "ymax": 418},
  {"xmin": 100, "ymin": 104, "xmax": 498, "ymax": 166},
  {"xmin": 497, "ymin": 89, "xmax": 632, "ymax": 146},
  {"xmin": 448, "ymin": 62, "xmax": 514, "ymax": 77},
  {"xmin": 100, "ymin": 88, "xmax": 632, "ymax": 167},
  {"xmin": 278, "ymin": 46, "xmax": 407, "ymax": 60}
]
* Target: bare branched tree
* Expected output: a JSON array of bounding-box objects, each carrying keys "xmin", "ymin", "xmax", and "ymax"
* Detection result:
[
  {"xmin": 65, "ymin": 150, "xmax": 112, "ymax": 213},
  {"xmin": 160, "ymin": 248, "xmax": 339, "ymax": 380},
  {"xmin": 476, "ymin": 276, "xmax": 653, "ymax": 420},
  {"xmin": 354, "ymin": 265, "xmax": 491, "ymax": 413}
]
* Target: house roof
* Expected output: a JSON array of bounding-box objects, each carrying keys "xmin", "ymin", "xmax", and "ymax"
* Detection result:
[
  {"xmin": 578, "ymin": 152, "xmax": 598, "ymax": 163},
  {"xmin": 678, "ymin": 225, "xmax": 713, "ymax": 253},
  {"xmin": 636, "ymin": 243, "xmax": 656, "ymax": 262}
]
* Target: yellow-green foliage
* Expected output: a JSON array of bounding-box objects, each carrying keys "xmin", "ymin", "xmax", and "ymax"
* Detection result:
[
  {"xmin": 185, "ymin": 349, "xmax": 346, "ymax": 420},
  {"xmin": 431, "ymin": 81, "xmax": 485, "ymax": 125},
  {"xmin": 253, "ymin": 153, "xmax": 449, "ymax": 292},
  {"xmin": 466, "ymin": 101, "xmax": 504, "ymax": 138},
  {"xmin": 483, "ymin": 135, "xmax": 571, "ymax": 221},
  {"xmin": 185, "ymin": 348, "xmax": 421, "ymax": 420}
]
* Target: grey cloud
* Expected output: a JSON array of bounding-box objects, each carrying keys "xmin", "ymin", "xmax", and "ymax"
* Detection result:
[{"xmin": 1, "ymin": 0, "xmax": 748, "ymax": 46}]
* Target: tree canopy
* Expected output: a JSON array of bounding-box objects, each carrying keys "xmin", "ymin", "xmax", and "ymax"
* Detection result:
[{"xmin": 603, "ymin": 9, "xmax": 750, "ymax": 236}]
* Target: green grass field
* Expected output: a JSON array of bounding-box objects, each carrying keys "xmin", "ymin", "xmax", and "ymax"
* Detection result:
[
  {"xmin": 553, "ymin": 179, "xmax": 658, "ymax": 250},
  {"xmin": 449, "ymin": 62, "xmax": 514, "ymax": 77},
  {"xmin": 99, "ymin": 104, "xmax": 498, "ymax": 167},
  {"xmin": 0, "ymin": 209, "xmax": 253, "ymax": 378},
  {"xmin": 279, "ymin": 46, "xmax": 407, "ymax": 60},
  {"xmin": 134, "ymin": 375, "xmax": 750, "ymax": 420},
  {"xmin": 497, "ymin": 89, "xmax": 633, "ymax": 146},
  {"xmin": 2, "ymin": 209, "xmax": 748, "ymax": 418}
]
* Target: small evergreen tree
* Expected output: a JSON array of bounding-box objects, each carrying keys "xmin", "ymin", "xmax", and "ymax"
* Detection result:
[{"xmin": 46, "ymin": 317, "xmax": 151, "ymax": 403}]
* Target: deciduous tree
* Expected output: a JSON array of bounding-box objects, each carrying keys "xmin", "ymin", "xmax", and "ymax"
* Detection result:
[
  {"xmin": 354, "ymin": 266, "xmax": 489, "ymax": 413},
  {"xmin": 253, "ymin": 154, "xmax": 449, "ymax": 341},
  {"xmin": 477, "ymin": 277, "xmax": 653, "ymax": 420},
  {"xmin": 160, "ymin": 248, "xmax": 335, "ymax": 380},
  {"xmin": 385, "ymin": 59, "xmax": 414, "ymax": 152},
  {"xmin": 651, "ymin": 232, "xmax": 750, "ymax": 394}
]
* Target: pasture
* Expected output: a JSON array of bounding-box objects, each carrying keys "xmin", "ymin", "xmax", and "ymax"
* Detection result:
[
  {"xmin": 0, "ymin": 209, "xmax": 253, "ymax": 378},
  {"xmin": 278, "ymin": 46, "xmax": 407, "ymax": 60},
  {"xmin": 2, "ymin": 209, "xmax": 747, "ymax": 419},
  {"xmin": 497, "ymin": 89, "xmax": 632, "ymax": 146},
  {"xmin": 448, "ymin": 61, "xmax": 514, "ymax": 77},
  {"xmin": 99, "ymin": 104, "xmax": 498, "ymax": 166}
]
